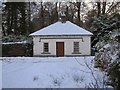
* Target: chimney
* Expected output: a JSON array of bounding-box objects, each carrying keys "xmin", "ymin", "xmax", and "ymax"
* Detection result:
[
  {"xmin": 59, "ymin": 11, "xmax": 66, "ymax": 23},
  {"xmin": 59, "ymin": 1, "xmax": 67, "ymax": 23}
]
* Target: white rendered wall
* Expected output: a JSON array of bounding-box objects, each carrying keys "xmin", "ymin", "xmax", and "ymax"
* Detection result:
[{"xmin": 33, "ymin": 36, "xmax": 91, "ymax": 56}]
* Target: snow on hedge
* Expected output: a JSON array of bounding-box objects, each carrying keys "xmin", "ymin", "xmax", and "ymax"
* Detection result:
[
  {"xmin": 2, "ymin": 41, "xmax": 27, "ymax": 45},
  {"xmin": 2, "ymin": 56, "xmax": 104, "ymax": 88}
]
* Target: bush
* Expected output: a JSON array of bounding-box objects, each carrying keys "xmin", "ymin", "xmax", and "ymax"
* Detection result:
[{"xmin": 2, "ymin": 43, "xmax": 33, "ymax": 57}]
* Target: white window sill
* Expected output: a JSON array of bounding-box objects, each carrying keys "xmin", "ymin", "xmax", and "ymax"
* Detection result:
[
  {"xmin": 41, "ymin": 52, "xmax": 51, "ymax": 54},
  {"xmin": 72, "ymin": 52, "xmax": 81, "ymax": 54}
]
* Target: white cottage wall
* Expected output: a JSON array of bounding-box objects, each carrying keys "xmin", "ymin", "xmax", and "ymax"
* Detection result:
[{"xmin": 33, "ymin": 36, "xmax": 91, "ymax": 56}]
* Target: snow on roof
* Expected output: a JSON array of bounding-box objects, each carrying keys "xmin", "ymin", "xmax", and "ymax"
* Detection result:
[{"xmin": 30, "ymin": 21, "xmax": 93, "ymax": 36}]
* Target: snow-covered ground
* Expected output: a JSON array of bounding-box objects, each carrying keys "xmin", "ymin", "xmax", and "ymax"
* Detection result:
[{"xmin": 2, "ymin": 56, "xmax": 104, "ymax": 88}]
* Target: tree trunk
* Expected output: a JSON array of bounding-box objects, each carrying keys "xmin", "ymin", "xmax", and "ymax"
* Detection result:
[
  {"xmin": 97, "ymin": 2, "xmax": 101, "ymax": 16},
  {"xmin": 77, "ymin": 2, "xmax": 81, "ymax": 25},
  {"xmin": 102, "ymin": 1, "xmax": 106, "ymax": 14}
]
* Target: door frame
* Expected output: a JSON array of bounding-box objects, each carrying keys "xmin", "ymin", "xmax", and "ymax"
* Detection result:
[{"xmin": 56, "ymin": 42, "xmax": 64, "ymax": 57}]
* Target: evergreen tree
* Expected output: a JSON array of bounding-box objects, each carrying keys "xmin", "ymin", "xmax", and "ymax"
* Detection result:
[{"xmin": 94, "ymin": 13, "xmax": 120, "ymax": 89}]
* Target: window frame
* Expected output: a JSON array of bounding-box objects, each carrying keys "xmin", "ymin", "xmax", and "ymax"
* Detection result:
[
  {"xmin": 43, "ymin": 42, "xmax": 49, "ymax": 53},
  {"xmin": 73, "ymin": 42, "xmax": 80, "ymax": 53}
]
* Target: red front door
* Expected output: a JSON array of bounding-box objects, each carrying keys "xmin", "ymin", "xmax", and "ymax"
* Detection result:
[{"xmin": 56, "ymin": 42, "xmax": 64, "ymax": 57}]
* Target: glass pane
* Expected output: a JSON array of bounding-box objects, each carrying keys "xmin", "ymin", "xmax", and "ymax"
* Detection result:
[
  {"xmin": 44, "ymin": 43, "xmax": 49, "ymax": 52},
  {"xmin": 74, "ymin": 42, "xmax": 79, "ymax": 52}
]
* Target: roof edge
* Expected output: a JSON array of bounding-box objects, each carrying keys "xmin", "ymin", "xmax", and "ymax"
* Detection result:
[{"xmin": 30, "ymin": 34, "xmax": 93, "ymax": 37}]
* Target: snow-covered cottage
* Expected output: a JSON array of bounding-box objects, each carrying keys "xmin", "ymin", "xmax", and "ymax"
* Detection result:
[{"xmin": 30, "ymin": 21, "xmax": 93, "ymax": 57}]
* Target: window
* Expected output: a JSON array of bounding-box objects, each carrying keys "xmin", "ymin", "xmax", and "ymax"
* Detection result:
[
  {"xmin": 43, "ymin": 43, "xmax": 49, "ymax": 52},
  {"xmin": 73, "ymin": 42, "xmax": 79, "ymax": 53}
]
